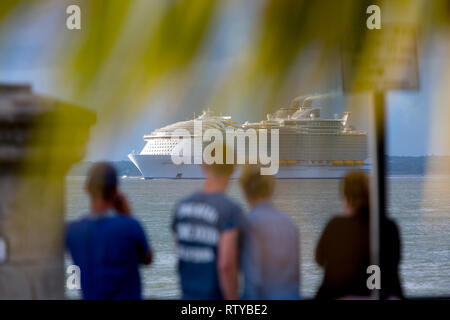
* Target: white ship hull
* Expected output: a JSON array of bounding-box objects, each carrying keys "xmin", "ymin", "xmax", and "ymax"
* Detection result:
[{"xmin": 129, "ymin": 154, "xmax": 369, "ymax": 179}]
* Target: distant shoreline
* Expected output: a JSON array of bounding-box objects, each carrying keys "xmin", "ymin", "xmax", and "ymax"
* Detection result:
[{"xmin": 67, "ymin": 156, "xmax": 450, "ymax": 177}]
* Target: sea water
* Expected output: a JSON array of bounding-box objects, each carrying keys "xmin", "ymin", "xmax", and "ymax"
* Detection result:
[{"xmin": 65, "ymin": 176, "xmax": 450, "ymax": 299}]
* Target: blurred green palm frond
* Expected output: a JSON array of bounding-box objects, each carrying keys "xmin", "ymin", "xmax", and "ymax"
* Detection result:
[
  {"xmin": 0, "ymin": 0, "xmax": 21, "ymax": 20},
  {"xmin": 232, "ymin": 0, "xmax": 374, "ymax": 109},
  {"xmin": 0, "ymin": 0, "xmax": 449, "ymax": 137},
  {"xmin": 140, "ymin": 0, "xmax": 218, "ymax": 76},
  {"xmin": 61, "ymin": 0, "xmax": 218, "ymax": 114},
  {"xmin": 3, "ymin": 0, "xmax": 443, "ymax": 111},
  {"xmin": 67, "ymin": 0, "xmax": 136, "ymax": 96}
]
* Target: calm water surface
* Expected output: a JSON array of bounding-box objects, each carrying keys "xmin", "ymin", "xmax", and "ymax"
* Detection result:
[{"xmin": 65, "ymin": 176, "xmax": 450, "ymax": 299}]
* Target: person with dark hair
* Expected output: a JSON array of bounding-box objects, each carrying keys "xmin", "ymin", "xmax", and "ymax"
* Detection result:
[
  {"xmin": 315, "ymin": 170, "xmax": 403, "ymax": 299},
  {"xmin": 239, "ymin": 165, "xmax": 300, "ymax": 300},
  {"xmin": 171, "ymin": 144, "xmax": 243, "ymax": 299},
  {"xmin": 66, "ymin": 162, "xmax": 152, "ymax": 300}
]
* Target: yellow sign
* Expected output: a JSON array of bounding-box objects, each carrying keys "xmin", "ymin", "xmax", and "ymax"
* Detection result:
[{"xmin": 342, "ymin": 24, "xmax": 419, "ymax": 92}]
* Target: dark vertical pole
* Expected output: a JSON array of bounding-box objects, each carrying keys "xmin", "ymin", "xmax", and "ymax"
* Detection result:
[{"xmin": 370, "ymin": 91, "xmax": 386, "ymax": 300}]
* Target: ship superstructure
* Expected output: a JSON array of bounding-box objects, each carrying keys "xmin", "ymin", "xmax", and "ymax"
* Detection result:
[
  {"xmin": 242, "ymin": 97, "xmax": 367, "ymax": 167},
  {"xmin": 138, "ymin": 110, "xmax": 240, "ymax": 156},
  {"xmin": 128, "ymin": 96, "xmax": 368, "ymax": 178}
]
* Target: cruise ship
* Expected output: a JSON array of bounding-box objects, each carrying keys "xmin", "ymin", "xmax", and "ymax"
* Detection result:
[{"xmin": 128, "ymin": 96, "xmax": 368, "ymax": 178}]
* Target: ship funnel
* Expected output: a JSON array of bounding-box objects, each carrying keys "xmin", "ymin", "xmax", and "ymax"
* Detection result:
[
  {"xmin": 342, "ymin": 112, "xmax": 350, "ymax": 126},
  {"xmin": 290, "ymin": 96, "xmax": 313, "ymax": 109},
  {"xmin": 302, "ymin": 98, "xmax": 313, "ymax": 109},
  {"xmin": 289, "ymin": 96, "xmax": 302, "ymax": 109}
]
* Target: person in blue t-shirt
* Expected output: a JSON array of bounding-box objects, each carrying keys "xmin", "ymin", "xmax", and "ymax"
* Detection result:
[
  {"xmin": 172, "ymin": 147, "xmax": 243, "ymax": 300},
  {"xmin": 239, "ymin": 165, "xmax": 300, "ymax": 300},
  {"xmin": 66, "ymin": 162, "xmax": 152, "ymax": 300}
]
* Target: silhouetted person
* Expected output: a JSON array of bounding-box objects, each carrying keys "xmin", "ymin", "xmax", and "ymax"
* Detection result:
[
  {"xmin": 172, "ymin": 146, "xmax": 243, "ymax": 299},
  {"xmin": 66, "ymin": 162, "xmax": 152, "ymax": 300},
  {"xmin": 239, "ymin": 165, "xmax": 300, "ymax": 300},
  {"xmin": 315, "ymin": 170, "xmax": 403, "ymax": 299}
]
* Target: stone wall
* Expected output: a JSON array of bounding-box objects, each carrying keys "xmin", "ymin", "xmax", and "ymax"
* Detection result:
[{"xmin": 0, "ymin": 84, "xmax": 95, "ymax": 299}]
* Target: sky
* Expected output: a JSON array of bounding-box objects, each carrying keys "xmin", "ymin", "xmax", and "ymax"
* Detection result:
[{"xmin": 0, "ymin": 1, "xmax": 448, "ymax": 160}]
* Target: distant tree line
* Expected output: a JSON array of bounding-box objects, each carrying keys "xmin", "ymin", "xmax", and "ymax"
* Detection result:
[
  {"xmin": 68, "ymin": 161, "xmax": 141, "ymax": 177},
  {"xmin": 67, "ymin": 156, "xmax": 450, "ymax": 177},
  {"xmin": 387, "ymin": 156, "xmax": 450, "ymax": 175}
]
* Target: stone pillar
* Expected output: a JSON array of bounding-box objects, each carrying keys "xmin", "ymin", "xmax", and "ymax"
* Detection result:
[{"xmin": 0, "ymin": 84, "xmax": 96, "ymax": 299}]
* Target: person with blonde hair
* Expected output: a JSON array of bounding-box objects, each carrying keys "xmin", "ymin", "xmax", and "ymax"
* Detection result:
[
  {"xmin": 239, "ymin": 165, "xmax": 300, "ymax": 300},
  {"xmin": 172, "ymin": 144, "xmax": 243, "ymax": 300}
]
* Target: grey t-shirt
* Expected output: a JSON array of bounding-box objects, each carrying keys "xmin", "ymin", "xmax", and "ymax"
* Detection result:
[{"xmin": 241, "ymin": 201, "xmax": 300, "ymax": 299}]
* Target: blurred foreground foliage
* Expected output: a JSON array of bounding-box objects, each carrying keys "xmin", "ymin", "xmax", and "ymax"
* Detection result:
[
  {"xmin": 0, "ymin": 0, "xmax": 449, "ymax": 173},
  {"xmin": 4, "ymin": 0, "xmax": 449, "ymax": 114}
]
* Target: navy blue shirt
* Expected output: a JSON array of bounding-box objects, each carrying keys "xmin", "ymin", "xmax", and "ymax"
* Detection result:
[
  {"xmin": 172, "ymin": 192, "xmax": 243, "ymax": 300},
  {"xmin": 66, "ymin": 211, "xmax": 151, "ymax": 300},
  {"xmin": 241, "ymin": 202, "xmax": 300, "ymax": 300}
]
